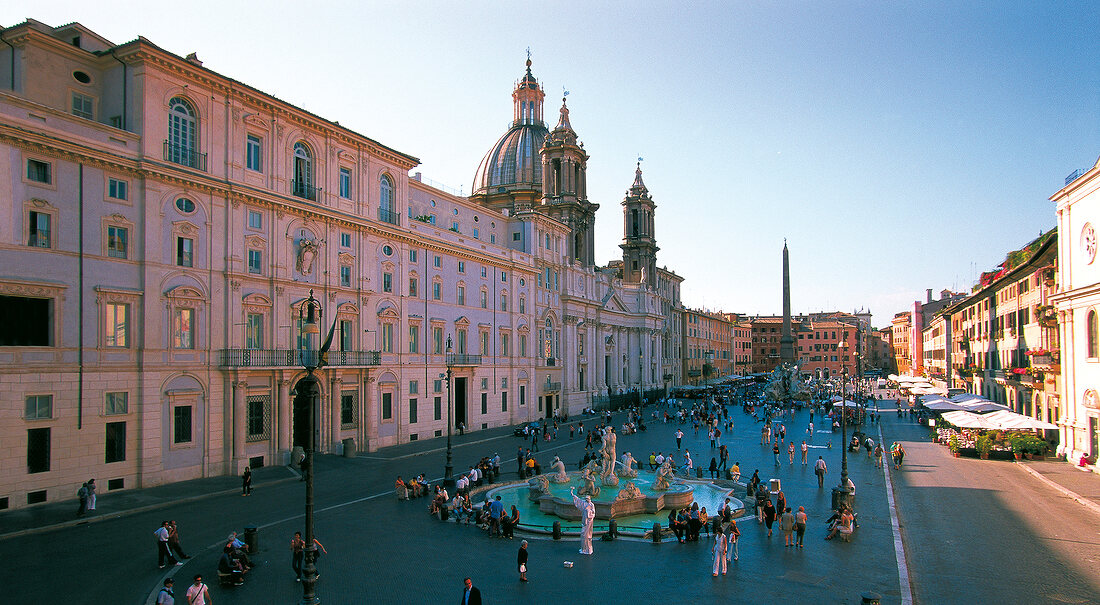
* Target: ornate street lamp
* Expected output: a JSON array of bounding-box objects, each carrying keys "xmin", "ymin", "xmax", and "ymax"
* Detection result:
[
  {"xmin": 443, "ymin": 335, "xmax": 455, "ymax": 488},
  {"xmin": 833, "ymin": 340, "xmax": 854, "ymax": 512},
  {"xmin": 297, "ymin": 289, "xmax": 322, "ymax": 605}
]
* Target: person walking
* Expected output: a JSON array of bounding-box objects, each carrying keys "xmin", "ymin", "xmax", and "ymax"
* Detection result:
[
  {"xmin": 711, "ymin": 529, "xmax": 728, "ymax": 576},
  {"xmin": 168, "ymin": 521, "xmax": 190, "ymax": 560},
  {"xmin": 675, "ymin": 428, "xmax": 684, "ymax": 450},
  {"xmin": 517, "ymin": 540, "xmax": 529, "ymax": 582},
  {"xmin": 780, "ymin": 507, "xmax": 795, "ymax": 546},
  {"xmin": 76, "ymin": 482, "xmax": 89, "ymax": 517},
  {"xmin": 763, "ymin": 498, "xmax": 777, "ymax": 537},
  {"xmin": 794, "ymin": 506, "xmax": 807, "ymax": 548},
  {"xmin": 460, "ymin": 577, "xmax": 482, "ymax": 605},
  {"xmin": 814, "ymin": 456, "xmax": 828, "ymax": 488},
  {"xmin": 185, "ymin": 574, "xmax": 211, "ymax": 605},
  {"xmin": 241, "ymin": 466, "xmax": 252, "ymax": 496},
  {"xmin": 291, "ymin": 531, "xmax": 305, "ymax": 581},
  {"xmin": 773, "ymin": 442, "xmax": 781, "ymax": 466},
  {"xmin": 709, "ymin": 457, "xmax": 718, "ymax": 479},
  {"xmin": 86, "ymin": 478, "xmax": 97, "ymax": 511},
  {"xmin": 155, "ymin": 521, "xmax": 181, "ymax": 568},
  {"xmin": 801, "ymin": 440, "xmax": 808, "ymax": 465},
  {"xmin": 787, "ymin": 441, "xmax": 796, "ymax": 465},
  {"xmin": 726, "ymin": 519, "xmax": 741, "ymax": 562},
  {"xmin": 874, "ymin": 443, "xmax": 884, "ymax": 468},
  {"xmin": 156, "ymin": 578, "xmax": 175, "ymax": 605}
]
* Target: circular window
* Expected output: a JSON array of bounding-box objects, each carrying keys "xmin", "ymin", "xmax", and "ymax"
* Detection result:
[
  {"xmin": 430, "ymin": 200, "xmax": 436, "ymax": 207},
  {"xmin": 72, "ymin": 70, "xmax": 92, "ymax": 84},
  {"xmin": 519, "ymin": 278, "xmax": 525, "ymax": 287},
  {"xmin": 473, "ymin": 216, "xmax": 479, "ymax": 222},
  {"xmin": 491, "ymin": 222, "xmax": 496, "ymax": 228},
  {"xmin": 382, "ymin": 245, "xmax": 393, "ymax": 256},
  {"xmin": 175, "ymin": 198, "xmax": 196, "ymax": 213},
  {"xmin": 453, "ymin": 208, "xmax": 459, "ymax": 215}
]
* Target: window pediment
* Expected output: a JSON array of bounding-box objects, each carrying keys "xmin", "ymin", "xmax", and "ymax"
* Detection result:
[
  {"xmin": 337, "ymin": 302, "xmax": 358, "ymax": 316},
  {"xmin": 242, "ymin": 293, "xmax": 272, "ymax": 311},
  {"xmin": 377, "ymin": 304, "xmax": 400, "ymax": 319},
  {"xmin": 172, "ymin": 220, "xmax": 200, "ymax": 236},
  {"xmin": 454, "ymin": 316, "xmax": 470, "ymax": 327},
  {"xmin": 245, "ymin": 234, "xmax": 266, "ymax": 249},
  {"xmin": 243, "ymin": 114, "xmax": 269, "ymax": 129},
  {"xmin": 338, "ymin": 252, "xmax": 355, "ymax": 264}
]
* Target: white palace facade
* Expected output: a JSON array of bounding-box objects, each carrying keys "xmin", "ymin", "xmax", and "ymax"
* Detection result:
[{"xmin": 0, "ymin": 20, "xmax": 685, "ymax": 509}]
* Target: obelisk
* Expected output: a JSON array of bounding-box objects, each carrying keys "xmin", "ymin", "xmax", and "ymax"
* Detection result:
[{"xmin": 779, "ymin": 240, "xmax": 795, "ymax": 365}]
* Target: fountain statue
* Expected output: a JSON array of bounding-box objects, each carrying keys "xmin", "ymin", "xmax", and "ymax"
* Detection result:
[
  {"xmin": 527, "ymin": 474, "xmax": 550, "ymax": 497},
  {"xmin": 614, "ymin": 482, "xmax": 643, "ymax": 502},
  {"xmin": 578, "ymin": 464, "xmax": 601, "ymax": 498},
  {"xmin": 763, "ymin": 361, "xmax": 810, "ymax": 405},
  {"xmin": 617, "ymin": 452, "xmax": 638, "ymax": 479},
  {"xmin": 600, "ymin": 427, "xmax": 619, "ymax": 487},
  {"xmin": 550, "ymin": 456, "xmax": 569, "ymax": 483},
  {"xmin": 653, "ymin": 459, "xmax": 675, "ymax": 491}
]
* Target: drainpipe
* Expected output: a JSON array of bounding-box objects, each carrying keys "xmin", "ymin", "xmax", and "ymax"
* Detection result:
[
  {"xmin": 109, "ymin": 50, "xmax": 126, "ymax": 130},
  {"xmin": 78, "ymin": 163, "xmax": 85, "ymax": 429}
]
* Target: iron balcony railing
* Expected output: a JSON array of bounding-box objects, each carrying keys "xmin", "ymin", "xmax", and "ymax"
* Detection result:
[
  {"xmin": 292, "ymin": 180, "xmax": 320, "ymax": 201},
  {"xmin": 219, "ymin": 349, "xmax": 380, "ymax": 368},
  {"xmin": 542, "ymin": 381, "xmax": 562, "ymax": 393},
  {"xmin": 163, "ymin": 141, "xmax": 207, "ymax": 171},
  {"xmin": 378, "ymin": 207, "xmax": 401, "ymax": 225},
  {"xmin": 445, "ymin": 353, "xmax": 482, "ymax": 366}
]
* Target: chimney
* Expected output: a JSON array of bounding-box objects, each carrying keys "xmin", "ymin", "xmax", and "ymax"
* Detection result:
[{"xmin": 926, "ymin": 289, "xmax": 933, "ymax": 303}]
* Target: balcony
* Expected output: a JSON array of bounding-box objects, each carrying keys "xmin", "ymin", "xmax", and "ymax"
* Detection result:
[
  {"xmin": 292, "ymin": 180, "xmax": 320, "ymax": 201},
  {"xmin": 163, "ymin": 141, "xmax": 207, "ymax": 171},
  {"xmin": 378, "ymin": 207, "xmax": 401, "ymax": 226},
  {"xmin": 445, "ymin": 353, "xmax": 482, "ymax": 366},
  {"xmin": 545, "ymin": 357, "xmax": 557, "ymax": 367},
  {"xmin": 542, "ymin": 381, "xmax": 562, "ymax": 394},
  {"xmin": 219, "ymin": 349, "xmax": 380, "ymax": 368}
]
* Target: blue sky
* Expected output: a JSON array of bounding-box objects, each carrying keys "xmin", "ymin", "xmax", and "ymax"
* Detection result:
[{"xmin": 6, "ymin": 2, "xmax": 1097, "ymax": 327}]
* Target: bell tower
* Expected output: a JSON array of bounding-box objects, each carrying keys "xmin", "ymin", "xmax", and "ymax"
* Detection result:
[
  {"xmin": 619, "ymin": 163, "xmax": 659, "ymax": 286},
  {"xmin": 540, "ymin": 96, "xmax": 598, "ymax": 266}
]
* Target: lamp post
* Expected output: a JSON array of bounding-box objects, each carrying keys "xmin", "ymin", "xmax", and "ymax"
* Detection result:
[
  {"xmin": 443, "ymin": 335, "xmax": 455, "ymax": 488},
  {"xmin": 833, "ymin": 340, "xmax": 854, "ymax": 512},
  {"xmin": 297, "ymin": 289, "xmax": 322, "ymax": 605}
]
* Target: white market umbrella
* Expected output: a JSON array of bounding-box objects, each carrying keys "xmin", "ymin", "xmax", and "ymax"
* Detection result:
[
  {"xmin": 924, "ymin": 400, "xmax": 969, "ymax": 412},
  {"xmin": 983, "ymin": 410, "xmax": 1058, "ymax": 431},
  {"xmin": 960, "ymin": 401, "xmax": 1011, "ymax": 413},
  {"xmin": 941, "ymin": 410, "xmax": 999, "ymax": 429}
]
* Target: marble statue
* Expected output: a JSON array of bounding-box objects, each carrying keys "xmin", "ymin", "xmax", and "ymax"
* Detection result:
[
  {"xmin": 614, "ymin": 481, "xmax": 643, "ymax": 502},
  {"xmin": 571, "ymin": 487, "xmax": 596, "ymax": 555},
  {"xmin": 527, "ymin": 474, "xmax": 550, "ymax": 497},
  {"xmin": 600, "ymin": 427, "xmax": 619, "ymax": 486},
  {"xmin": 550, "ymin": 456, "xmax": 568, "ymax": 483},
  {"xmin": 617, "ymin": 452, "xmax": 638, "ymax": 478},
  {"xmin": 296, "ymin": 238, "xmax": 318, "ymax": 275},
  {"xmin": 653, "ymin": 459, "xmax": 675, "ymax": 491},
  {"xmin": 578, "ymin": 465, "xmax": 601, "ymax": 498}
]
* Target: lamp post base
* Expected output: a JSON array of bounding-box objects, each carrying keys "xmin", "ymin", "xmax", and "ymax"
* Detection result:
[{"xmin": 831, "ymin": 486, "xmax": 854, "ymax": 512}]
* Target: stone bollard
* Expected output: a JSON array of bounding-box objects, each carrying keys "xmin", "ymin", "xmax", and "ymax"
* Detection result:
[
  {"xmin": 861, "ymin": 592, "xmax": 882, "ymax": 605},
  {"xmin": 552, "ymin": 521, "xmax": 562, "ymax": 540},
  {"xmin": 342, "ymin": 438, "xmax": 355, "ymax": 458},
  {"xmin": 608, "ymin": 520, "xmax": 617, "ymax": 540},
  {"xmin": 243, "ymin": 525, "xmax": 258, "ymax": 554},
  {"xmin": 652, "ymin": 523, "xmax": 662, "ymax": 543},
  {"xmin": 696, "ymin": 468, "xmax": 703, "ymax": 479}
]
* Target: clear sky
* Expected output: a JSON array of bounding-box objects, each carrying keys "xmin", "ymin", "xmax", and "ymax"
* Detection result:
[{"xmin": 6, "ymin": 2, "xmax": 1097, "ymax": 327}]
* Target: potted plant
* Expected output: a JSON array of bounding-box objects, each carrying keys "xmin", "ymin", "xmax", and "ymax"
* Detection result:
[
  {"xmin": 949, "ymin": 435, "xmax": 961, "ymax": 457},
  {"xmin": 976, "ymin": 435, "xmax": 993, "ymax": 460},
  {"xmin": 1009, "ymin": 435, "xmax": 1025, "ymax": 460}
]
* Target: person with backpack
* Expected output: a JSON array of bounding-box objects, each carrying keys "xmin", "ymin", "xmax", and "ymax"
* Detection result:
[{"xmin": 156, "ymin": 578, "xmax": 175, "ymax": 605}]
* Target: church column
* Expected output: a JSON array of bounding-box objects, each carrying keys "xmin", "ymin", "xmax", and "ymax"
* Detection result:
[
  {"xmin": 330, "ymin": 377, "xmax": 343, "ymax": 452},
  {"xmin": 232, "ymin": 380, "xmax": 247, "ymax": 467},
  {"xmin": 277, "ymin": 377, "xmax": 291, "ymax": 458}
]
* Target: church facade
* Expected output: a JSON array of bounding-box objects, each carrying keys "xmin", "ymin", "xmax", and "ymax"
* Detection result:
[{"xmin": 0, "ymin": 21, "xmax": 685, "ymax": 509}]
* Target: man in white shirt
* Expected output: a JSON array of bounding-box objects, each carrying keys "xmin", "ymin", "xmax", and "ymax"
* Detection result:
[
  {"xmin": 655, "ymin": 452, "xmax": 665, "ymax": 467},
  {"xmin": 185, "ymin": 574, "xmax": 211, "ymax": 605}
]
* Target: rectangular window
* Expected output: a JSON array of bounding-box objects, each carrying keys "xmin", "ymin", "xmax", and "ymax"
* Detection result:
[
  {"xmin": 25, "ymin": 395, "xmax": 52, "ymax": 420},
  {"xmin": 248, "ymin": 249, "xmax": 262, "ymax": 274},
  {"xmin": 458, "ymin": 261, "xmax": 465, "ymax": 273},
  {"xmin": 481, "ymin": 331, "xmax": 489, "ymax": 356},
  {"xmin": 433, "ymin": 327, "xmax": 444, "ymax": 355},
  {"xmin": 409, "ymin": 250, "xmax": 417, "ymax": 263},
  {"xmin": 513, "ymin": 232, "xmax": 521, "ymax": 242},
  {"xmin": 176, "ymin": 237, "xmax": 193, "ymax": 267},
  {"xmin": 381, "ymin": 323, "xmax": 394, "ymax": 353},
  {"xmin": 28, "ymin": 211, "xmax": 51, "ymax": 248},
  {"xmin": 105, "ymin": 302, "xmax": 129, "ymax": 348},
  {"xmin": 246, "ymin": 396, "xmax": 268, "ymax": 440},
  {"xmin": 481, "ymin": 267, "xmax": 487, "ymax": 278},
  {"xmin": 173, "ymin": 405, "xmax": 192, "ymax": 444},
  {"xmin": 381, "ymin": 392, "xmax": 393, "ymax": 420},
  {"xmin": 341, "ymin": 393, "xmax": 356, "ymax": 426},
  {"xmin": 340, "ymin": 232, "xmax": 352, "ymax": 248},
  {"xmin": 339, "ymin": 319, "xmax": 353, "ymax": 351},
  {"xmin": 408, "ymin": 277, "xmax": 418, "ymax": 297},
  {"xmin": 0, "ymin": 295, "xmax": 52, "ymax": 346},
  {"xmin": 501, "ymin": 271, "xmax": 508, "ymax": 282},
  {"xmin": 472, "ymin": 227, "xmax": 479, "ymax": 239},
  {"xmin": 105, "ymin": 392, "xmax": 128, "ymax": 415},
  {"xmin": 383, "ymin": 272, "xmax": 393, "ymax": 293},
  {"xmin": 520, "ymin": 385, "xmax": 526, "ymax": 406},
  {"xmin": 434, "ymin": 396, "xmax": 442, "ymax": 421},
  {"xmin": 27, "ymin": 427, "xmax": 50, "ymax": 474},
  {"xmin": 501, "ymin": 391, "xmax": 508, "ymax": 412},
  {"xmin": 451, "ymin": 221, "xmax": 459, "ymax": 231},
  {"xmin": 501, "ymin": 334, "xmax": 510, "ymax": 357},
  {"xmin": 105, "ymin": 421, "xmax": 126, "ymax": 463},
  {"xmin": 433, "ymin": 282, "xmax": 441, "ymax": 301},
  {"xmin": 457, "ymin": 330, "xmax": 467, "ymax": 354},
  {"xmin": 173, "ymin": 308, "xmax": 195, "ymax": 349},
  {"xmin": 107, "ymin": 225, "xmax": 128, "ymax": 258},
  {"xmin": 26, "ymin": 159, "xmax": 51, "ymax": 184},
  {"xmin": 248, "ymin": 210, "xmax": 262, "ymax": 229},
  {"xmin": 246, "ymin": 135, "xmax": 262, "ymax": 172},
  {"xmin": 409, "ymin": 324, "xmax": 419, "ymax": 353},
  {"xmin": 519, "ymin": 334, "xmax": 527, "ymax": 357},
  {"xmin": 339, "ymin": 167, "xmax": 352, "ymax": 198},
  {"xmin": 246, "ymin": 313, "xmax": 263, "ymax": 349},
  {"xmin": 457, "ymin": 286, "xmax": 465, "ymax": 305},
  {"xmin": 480, "ymin": 291, "xmax": 487, "ymax": 308},
  {"xmin": 409, "ymin": 398, "xmax": 418, "ymax": 424},
  {"xmin": 481, "ymin": 377, "xmax": 489, "ymax": 390},
  {"xmin": 519, "ymin": 297, "xmax": 525, "ymax": 314},
  {"xmin": 433, "ymin": 379, "xmax": 443, "ymax": 393},
  {"xmin": 108, "ymin": 178, "xmax": 128, "ymax": 201},
  {"xmin": 340, "ymin": 265, "xmax": 351, "ymax": 287},
  {"xmin": 433, "ymin": 256, "xmax": 441, "ymax": 268},
  {"xmin": 500, "ymin": 294, "xmax": 508, "ymax": 311},
  {"xmin": 72, "ymin": 92, "xmax": 94, "ymax": 119},
  {"xmin": 481, "ymin": 392, "xmax": 488, "ymax": 415}
]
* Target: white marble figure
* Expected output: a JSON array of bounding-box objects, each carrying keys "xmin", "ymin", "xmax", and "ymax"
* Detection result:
[
  {"xmin": 550, "ymin": 456, "xmax": 569, "ymax": 483},
  {"xmin": 617, "ymin": 452, "xmax": 638, "ymax": 478},
  {"xmin": 712, "ymin": 531, "xmax": 728, "ymax": 576},
  {"xmin": 297, "ymin": 238, "xmax": 318, "ymax": 275},
  {"xmin": 653, "ymin": 459, "xmax": 675, "ymax": 491},
  {"xmin": 579, "ymin": 464, "xmax": 601, "ymax": 498},
  {"xmin": 614, "ymin": 481, "xmax": 643, "ymax": 501},
  {"xmin": 600, "ymin": 427, "xmax": 619, "ymax": 486},
  {"xmin": 527, "ymin": 474, "xmax": 550, "ymax": 496},
  {"xmin": 571, "ymin": 487, "xmax": 596, "ymax": 555}
]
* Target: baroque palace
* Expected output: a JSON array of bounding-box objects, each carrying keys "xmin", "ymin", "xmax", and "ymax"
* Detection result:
[{"xmin": 0, "ymin": 20, "xmax": 687, "ymax": 509}]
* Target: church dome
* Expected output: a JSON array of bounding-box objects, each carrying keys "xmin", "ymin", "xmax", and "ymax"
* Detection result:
[{"xmin": 471, "ymin": 57, "xmax": 548, "ymax": 197}]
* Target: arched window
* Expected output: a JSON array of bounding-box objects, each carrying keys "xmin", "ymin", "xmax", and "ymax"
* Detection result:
[
  {"xmin": 378, "ymin": 174, "xmax": 396, "ymax": 224},
  {"xmin": 167, "ymin": 97, "xmax": 197, "ymax": 167},
  {"xmin": 544, "ymin": 317, "xmax": 554, "ymax": 359},
  {"xmin": 292, "ymin": 142, "xmax": 315, "ymax": 200},
  {"xmin": 1089, "ymin": 310, "xmax": 1098, "ymax": 358}
]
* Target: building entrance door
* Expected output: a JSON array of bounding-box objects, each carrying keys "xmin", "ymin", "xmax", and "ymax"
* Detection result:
[
  {"xmin": 454, "ymin": 377, "xmax": 467, "ymax": 429},
  {"xmin": 1090, "ymin": 416, "xmax": 1099, "ymax": 459}
]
